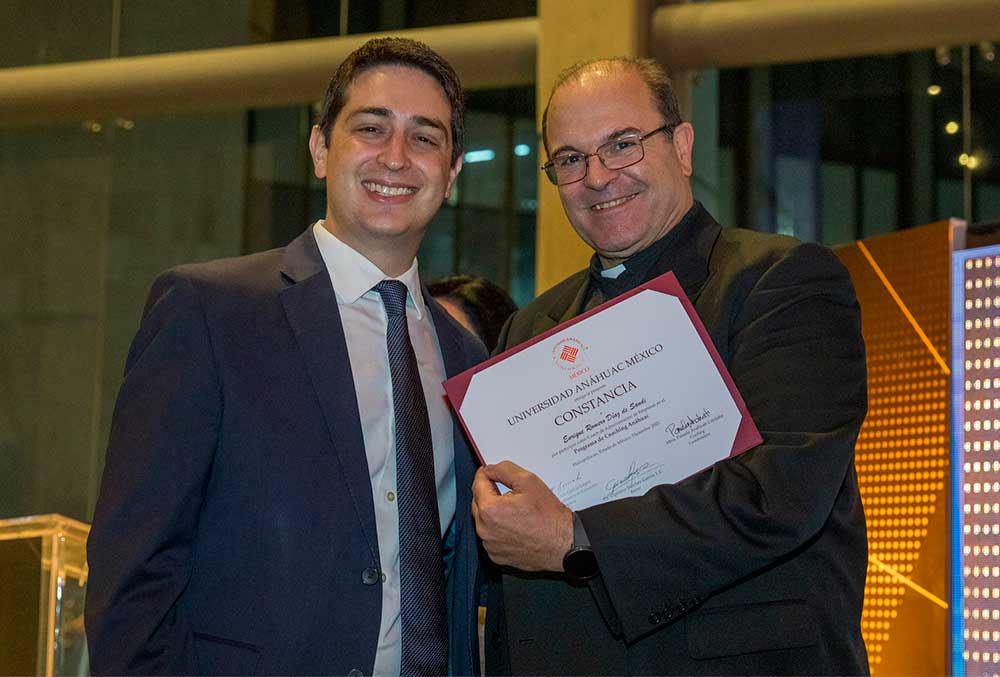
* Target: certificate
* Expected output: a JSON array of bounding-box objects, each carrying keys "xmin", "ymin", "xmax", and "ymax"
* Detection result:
[{"xmin": 443, "ymin": 271, "xmax": 762, "ymax": 510}]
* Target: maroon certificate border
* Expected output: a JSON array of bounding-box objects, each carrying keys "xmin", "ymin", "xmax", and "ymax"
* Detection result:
[{"xmin": 443, "ymin": 270, "xmax": 763, "ymax": 467}]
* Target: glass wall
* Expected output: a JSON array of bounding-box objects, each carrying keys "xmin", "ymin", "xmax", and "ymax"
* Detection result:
[
  {"xmin": 6, "ymin": 1, "xmax": 998, "ymax": 524},
  {"xmin": 0, "ymin": 1, "xmax": 537, "ymax": 523},
  {"xmin": 2, "ymin": 0, "xmax": 537, "ymax": 63},
  {"xmin": 692, "ymin": 46, "xmax": 1000, "ymax": 245},
  {"xmin": 0, "ymin": 110, "xmax": 248, "ymax": 522}
]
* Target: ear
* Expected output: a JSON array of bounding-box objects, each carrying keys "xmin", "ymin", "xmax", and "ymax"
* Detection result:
[
  {"xmin": 671, "ymin": 122, "xmax": 694, "ymax": 177},
  {"xmin": 444, "ymin": 155, "xmax": 463, "ymax": 199},
  {"xmin": 308, "ymin": 125, "xmax": 329, "ymax": 179}
]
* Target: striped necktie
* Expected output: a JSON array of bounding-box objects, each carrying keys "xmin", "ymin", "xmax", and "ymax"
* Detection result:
[{"xmin": 375, "ymin": 280, "xmax": 448, "ymax": 676}]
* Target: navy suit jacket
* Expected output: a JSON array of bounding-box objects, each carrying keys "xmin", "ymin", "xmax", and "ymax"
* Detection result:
[{"xmin": 85, "ymin": 227, "xmax": 486, "ymax": 675}]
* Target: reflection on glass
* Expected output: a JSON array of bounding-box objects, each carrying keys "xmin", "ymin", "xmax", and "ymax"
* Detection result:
[{"xmin": 711, "ymin": 46, "xmax": 1000, "ymax": 244}]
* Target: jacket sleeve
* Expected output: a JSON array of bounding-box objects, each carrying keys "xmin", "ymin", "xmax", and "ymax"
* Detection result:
[
  {"xmin": 85, "ymin": 269, "xmax": 221, "ymax": 675},
  {"xmin": 578, "ymin": 242, "xmax": 867, "ymax": 642}
]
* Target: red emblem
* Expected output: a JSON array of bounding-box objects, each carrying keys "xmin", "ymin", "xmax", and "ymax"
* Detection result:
[{"xmin": 552, "ymin": 337, "xmax": 586, "ymax": 371}]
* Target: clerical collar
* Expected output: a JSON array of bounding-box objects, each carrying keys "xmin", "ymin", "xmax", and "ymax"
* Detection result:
[
  {"xmin": 601, "ymin": 264, "xmax": 626, "ymax": 279},
  {"xmin": 587, "ymin": 202, "xmax": 703, "ymax": 302}
]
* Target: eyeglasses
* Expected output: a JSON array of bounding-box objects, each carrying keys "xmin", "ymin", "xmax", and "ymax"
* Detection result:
[{"xmin": 541, "ymin": 124, "xmax": 673, "ymax": 186}]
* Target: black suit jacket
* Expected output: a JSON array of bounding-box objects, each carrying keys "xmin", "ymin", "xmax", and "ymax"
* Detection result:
[
  {"xmin": 85, "ymin": 227, "xmax": 486, "ymax": 676},
  {"xmin": 487, "ymin": 205, "xmax": 869, "ymax": 675}
]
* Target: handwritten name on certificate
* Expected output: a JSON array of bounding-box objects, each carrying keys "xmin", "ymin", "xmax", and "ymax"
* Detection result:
[{"xmin": 444, "ymin": 271, "xmax": 762, "ymax": 511}]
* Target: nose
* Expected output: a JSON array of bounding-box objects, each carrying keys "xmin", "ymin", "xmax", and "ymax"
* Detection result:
[
  {"xmin": 582, "ymin": 154, "xmax": 617, "ymax": 190},
  {"xmin": 378, "ymin": 131, "xmax": 409, "ymax": 171}
]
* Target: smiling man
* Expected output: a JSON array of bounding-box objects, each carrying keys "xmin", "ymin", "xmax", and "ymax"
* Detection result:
[
  {"xmin": 85, "ymin": 38, "xmax": 486, "ymax": 676},
  {"xmin": 473, "ymin": 58, "xmax": 869, "ymax": 675}
]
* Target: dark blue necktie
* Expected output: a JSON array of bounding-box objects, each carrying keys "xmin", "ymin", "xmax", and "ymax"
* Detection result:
[{"xmin": 375, "ymin": 280, "xmax": 448, "ymax": 676}]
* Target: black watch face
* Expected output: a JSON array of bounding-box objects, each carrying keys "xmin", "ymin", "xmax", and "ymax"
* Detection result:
[{"xmin": 564, "ymin": 547, "xmax": 599, "ymax": 580}]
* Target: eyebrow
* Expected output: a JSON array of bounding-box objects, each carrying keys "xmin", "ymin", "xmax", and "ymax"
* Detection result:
[
  {"xmin": 346, "ymin": 107, "xmax": 449, "ymax": 138},
  {"xmin": 412, "ymin": 115, "xmax": 449, "ymax": 137},
  {"xmin": 347, "ymin": 106, "xmax": 392, "ymax": 121},
  {"xmin": 550, "ymin": 126, "xmax": 643, "ymax": 157}
]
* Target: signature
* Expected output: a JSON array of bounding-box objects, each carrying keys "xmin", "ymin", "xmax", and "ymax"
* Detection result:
[
  {"xmin": 665, "ymin": 408, "xmax": 711, "ymax": 438},
  {"xmin": 553, "ymin": 471, "xmax": 584, "ymax": 493},
  {"xmin": 604, "ymin": 459, "xmax": 661, "ymax": 497}
]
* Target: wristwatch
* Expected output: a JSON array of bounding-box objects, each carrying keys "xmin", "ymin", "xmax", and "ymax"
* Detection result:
[{"xmin": 562, "ymin": 512, "xmax": 599, "ymax": 582}]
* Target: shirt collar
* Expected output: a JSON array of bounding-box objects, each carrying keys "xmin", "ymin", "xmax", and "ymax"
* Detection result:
[
  {"xmin": 600, "ymin": 263, "xmax": 626, "ymax": 279},
  {"xmin": 312, "ymin": 221, "xmax": 426, "ymax": 319},
  {"xmin": 587, "ymin": 201, "xmax": 703, "ymax": 299}
]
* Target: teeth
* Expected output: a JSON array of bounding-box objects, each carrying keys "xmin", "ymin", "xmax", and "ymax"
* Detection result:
[
  {"xmin": 592, "ymin": 194, "xmax": 635, "ymax": 211},
  {"xmin": 364, "ymin": 181, "xmax": 417, "ymax": 197}
]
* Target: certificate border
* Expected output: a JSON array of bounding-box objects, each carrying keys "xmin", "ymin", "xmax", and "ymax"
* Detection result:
[{"xmin": 444, "ymin": 270, "xmax": 763, "ymax": 467}]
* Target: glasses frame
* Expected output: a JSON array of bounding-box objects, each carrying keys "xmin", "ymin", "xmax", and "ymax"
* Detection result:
[{"xmin": 541, "ymin": 124, "xmax": 674, "ymax": 186}]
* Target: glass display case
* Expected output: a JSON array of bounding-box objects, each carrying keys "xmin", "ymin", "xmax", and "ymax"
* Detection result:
[{"xmin": 0, "ymin": 514, "xmax": 89, "ymax": 677}]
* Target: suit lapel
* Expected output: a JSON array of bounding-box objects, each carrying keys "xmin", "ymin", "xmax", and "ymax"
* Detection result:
[
  {"xmin": 279, "ymin": 228, "xmax": 379, "ymax": 563},
  {"xmin": 560, "ymin": 281, "xmax": 590, "ymax": 323},
  {"xmin": 646, "ymin": 204, "xmax": 722, "ymax": 304},
  {"xmin": 531, "ymin": 313, "xmax": 558, "ymax": 337},
  {"xmin": 425, "ymin": 293, "xmax": 475, "ymax": 527},
  {"xmin": 531, "ymin": 271, "xmax": 590, "ymax": 337},
  {"xmin": 426, "ymin": 293, "xmax": 481, "ymax": 665},
  {"xmin": 426, "ymin": 292, "xmax": 468, "ymax": 381}
]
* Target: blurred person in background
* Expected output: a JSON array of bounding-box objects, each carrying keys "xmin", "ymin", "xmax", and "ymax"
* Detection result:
[{"xmin": 428, "ymin": 274, "xmax": 518, "ymax": 353}]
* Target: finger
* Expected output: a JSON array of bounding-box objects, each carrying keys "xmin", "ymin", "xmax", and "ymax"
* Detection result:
[
  {"xmin": 472, "ymin": 500, "xmax": 500, "ymax": 548},
  {"xmin": 482, "ymin": 460, "xmax": 529, "ymax": 487},
  {"xmin": 472, "ymin": 466, "xmax": 500, "ymax": 500},
  {"xmin": 471, "ymin": 497, "xmax": 483, "ymax": 533}
]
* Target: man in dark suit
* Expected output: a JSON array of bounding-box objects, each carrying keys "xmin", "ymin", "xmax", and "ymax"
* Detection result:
[
  {"xmin": 472, "ymin": 57, "xmax": 869, "ymax": 675},
  {"xmin": 85, "ymin": 38, "xmax": 485, "ymax": 676}
]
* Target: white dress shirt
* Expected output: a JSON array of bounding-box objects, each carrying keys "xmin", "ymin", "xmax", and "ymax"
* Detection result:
[{"xmin": 313, "ymin": 222, "xmax": 456, "ymax": 677}]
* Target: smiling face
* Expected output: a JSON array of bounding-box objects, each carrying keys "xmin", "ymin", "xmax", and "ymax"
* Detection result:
[
  {"xmin": 545, "ymin": 65, "xmax": 695, "ymax": 267},
  {"xmin": 309, "ymin": 65, "xmax": 461, "ymax": 275}
]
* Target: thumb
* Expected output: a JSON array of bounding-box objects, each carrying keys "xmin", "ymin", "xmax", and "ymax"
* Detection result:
[
  {"xmin": 472, "ymin": 466, "xmax": 501, "ymax": 499},
  {"xmin": 481, "ymin": 460, "xmax": 531, "ymax": 489}
]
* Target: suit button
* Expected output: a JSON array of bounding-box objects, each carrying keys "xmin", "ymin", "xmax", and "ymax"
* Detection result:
[
  {"xmin": 347, "ymin": 670, "xmax": 364, "ymax": 677},
  {"xmin": 491, "ymin": 631, "xmax": 503, "ymax": 649},
  {"xmin": 648, "ymin": 612, "xmax": 661, "ymax": 625},
  {"xmin": 362, "ymin": 567, "xmax": 379, "ymax": 585}
]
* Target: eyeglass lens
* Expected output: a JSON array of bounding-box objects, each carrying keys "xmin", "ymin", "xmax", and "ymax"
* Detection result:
[{"xmin": 544, "ymin": 125, "xmax": 670, "ymax": 186}]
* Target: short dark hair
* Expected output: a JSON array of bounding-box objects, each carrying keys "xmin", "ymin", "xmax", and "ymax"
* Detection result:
[
  {"xmin": 541, "ymin": 57, "xmax": 684, "ymax": 156},
  {"xmin": 427, "ymin": 275, "xmax": 518, "ymax": 353},
  {"xmin": 317, "ymin": 37, "xmax": 465, "ymax": 165}
]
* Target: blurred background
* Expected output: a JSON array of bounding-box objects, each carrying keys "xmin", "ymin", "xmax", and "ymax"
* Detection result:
[
  {"xmin": 3, "ymin": 0, "xmax": 996, "ymax": 523},
  {"xmin": 0, "ymin": 3, "xmax": 998, "ymax": 673}
]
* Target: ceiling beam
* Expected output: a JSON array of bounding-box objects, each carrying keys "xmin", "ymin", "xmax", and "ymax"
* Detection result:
[
  {"xmin": 652, "ymin": 0, "xmax": 1000, "ymax": 70},
  {"xmin": 0, "ymin": 18, "xmax": 536, "ymax": 127},
  {"xmin": 0, "ymin": 0, "xmax": 997, "ymax": 127}
]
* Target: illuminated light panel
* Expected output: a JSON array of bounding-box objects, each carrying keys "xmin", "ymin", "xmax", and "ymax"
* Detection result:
[
  {"xmin": 841, "ymin": 224, "xmax": 952, "ymax": 676},
  {"xmin": 463, "ymin": 149, "xmax": 495, "ymax": 163},
  {"xmin": 870, "ymin": 555, "xmax": 948, "ymax": 609},
  {"xmin": 857, "ymin": 240, "xmax": 950, "ymax": 375},
  {"xmin": 952, "ymin": 244, "xmax": 1000, "ymax": 677}
]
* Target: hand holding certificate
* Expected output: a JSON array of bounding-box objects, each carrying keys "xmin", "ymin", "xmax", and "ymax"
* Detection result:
[{"xmin": 446, "ymin": 270, "xmax": 762, "ymax": 511}]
